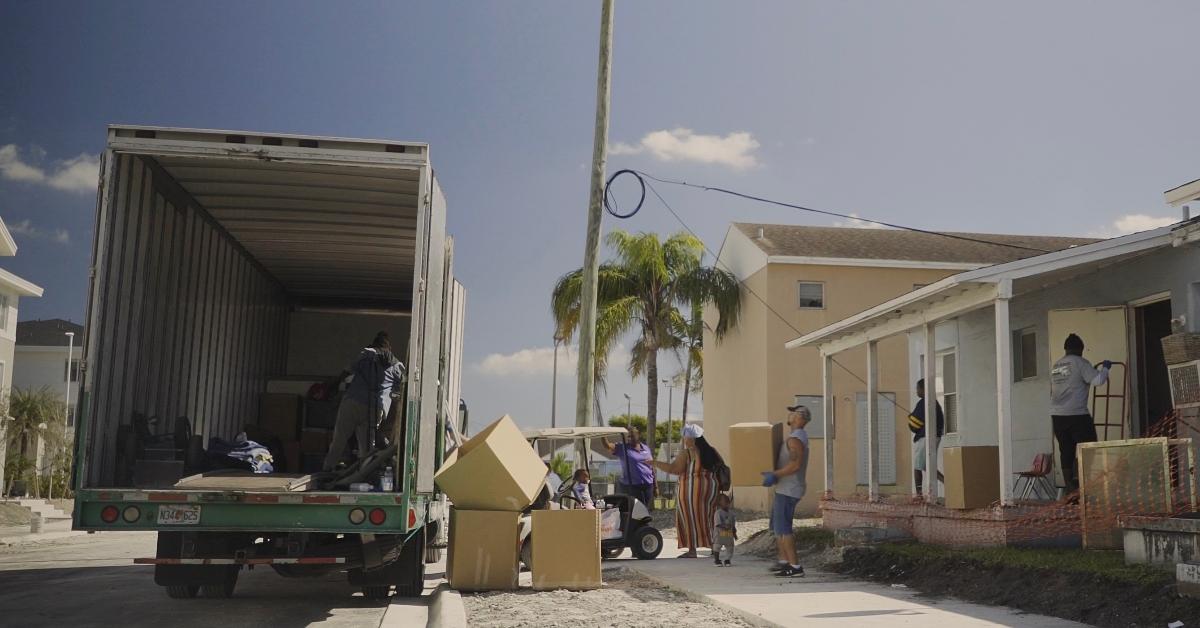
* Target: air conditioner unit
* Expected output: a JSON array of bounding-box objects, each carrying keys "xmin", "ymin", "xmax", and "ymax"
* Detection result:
[{"xmin": 1168, "ymin": 360, "xmax": 1200, "ymax": 409}]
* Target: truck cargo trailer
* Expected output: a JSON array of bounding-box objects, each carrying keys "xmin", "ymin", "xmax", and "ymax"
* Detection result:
[{"xmin": 72, "ymin": 125, "xmax": 465, "ymax": 599}]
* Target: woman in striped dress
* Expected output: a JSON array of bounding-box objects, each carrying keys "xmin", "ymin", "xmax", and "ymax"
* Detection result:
[{"xmin": 650, "ymin": 424, "xmax": 723, "ymax": 558}]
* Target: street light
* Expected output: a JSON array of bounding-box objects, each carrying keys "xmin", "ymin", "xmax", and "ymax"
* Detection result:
[
  {"xmin": 623, "ymin": 393, "xmax": 631, "ymax": 420},
  {"xmin": 54, "ymin": 331, "xmax": 75, "ymax": 501},
  {"xmin": 551, "ymin": 332, "xmax": 564, "ymax": 428}
]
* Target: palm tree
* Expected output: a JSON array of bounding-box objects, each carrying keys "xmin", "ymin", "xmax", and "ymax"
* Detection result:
[
  {"xmin": 4, "ymin": 387, "xmax": 66, "ymax": 496},
  {"xmin": 552, "ymin": 230, "xmax": 740, "ymax": 449},
  {"xmin": 674, "ymin": 299, "xmax": 705, "ymax": 433}
]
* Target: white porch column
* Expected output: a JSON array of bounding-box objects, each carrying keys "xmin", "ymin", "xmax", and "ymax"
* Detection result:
[
  {"xmin": 994, "ymin": 279, "xmax": 1015, "ymax": 505},
  {"xmin": 924, "ymin": 322, "xmax": 939, "ymax": 503},
  {"xmin": 822, "ymin": 352, "xmax": 834, "ymax": 495},
  {"xmin": 867, "ymin": 340, "xmax": 880, "ymax": 501}
]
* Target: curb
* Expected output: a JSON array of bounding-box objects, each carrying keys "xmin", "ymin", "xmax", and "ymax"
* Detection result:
[
  {"xmin": 627, "ymin": 565, "xmax": 781, "ymax": 628},
  {"xmin": 0, "ymin": 529, "xmax": 88, "ymax": 547},
  {"xmin": 426, "ymin": 584, "xmax": 467, "ymax": 628}
]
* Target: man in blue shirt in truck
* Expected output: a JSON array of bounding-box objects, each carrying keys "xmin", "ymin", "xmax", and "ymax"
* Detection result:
[{"xmin": 324, "ymin": 331, "xmax": 405, "ymax": 471}]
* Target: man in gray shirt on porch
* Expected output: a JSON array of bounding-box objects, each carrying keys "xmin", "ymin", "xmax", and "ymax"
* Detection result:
[{"xmin": 1050, "ymin": 333, "xmax": 1111, "ymax": 494}]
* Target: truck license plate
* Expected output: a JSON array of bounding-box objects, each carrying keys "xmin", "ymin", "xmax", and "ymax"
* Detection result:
[{"xmin": 157, "ymin": 505, "xmax": 201, "ymax": 525}]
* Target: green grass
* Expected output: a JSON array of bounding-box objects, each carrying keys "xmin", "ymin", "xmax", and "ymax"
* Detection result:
[
  {"xmin": 793, "ymin": 526, "xmax": 836, "ymax": 548},
  {"xmin": 872, "ymin": 542, "xmax": 1171, "ymax": 587}
]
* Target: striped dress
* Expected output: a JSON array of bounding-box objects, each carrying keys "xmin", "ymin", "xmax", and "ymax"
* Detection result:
[{"xmin": 676, "ymin": 450, "xmax": 720, "ymax": 548}]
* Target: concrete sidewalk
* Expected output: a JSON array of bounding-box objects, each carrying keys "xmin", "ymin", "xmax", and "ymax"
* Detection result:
[{"xmin": 626, "ymin": 554, "xmax": 1087, "ymax": 627}]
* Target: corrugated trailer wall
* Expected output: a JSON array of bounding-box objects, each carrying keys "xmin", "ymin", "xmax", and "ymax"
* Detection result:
[{"xmin": 82, "ymin": 154, "xmax": 288, "ymax": 487}]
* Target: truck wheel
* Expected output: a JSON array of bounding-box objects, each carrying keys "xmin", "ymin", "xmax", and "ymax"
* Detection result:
[
  {"xmin": 631, "ymin": 526, "xmax": 663, "ymax": 560},
  {"xmin": 165, "ymin": 585, "xmax": 199, "ymax": 599},
  {"xmin": 393, "ymin": 532, "xmax": 427, "ymax": 598},
  {"xmin": 201, "ymin": 567, "xmax": 238, "ymax": 598},
  {"xmin": 362, "ymin": 585, "xmax": 391, "ymax": 600}
]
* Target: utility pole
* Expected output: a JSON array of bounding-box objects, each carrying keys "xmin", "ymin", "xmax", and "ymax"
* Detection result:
[
  {"xmin": 663, "ymin": 379, "xmax": 673, "ymax": 461},
  {"xmin": 574, "ymin": 0, "xmax": 615, "ymax": 429},
  {"xmin": 551, "ymin": 333, "xmax": 563, "ymax": 428}
]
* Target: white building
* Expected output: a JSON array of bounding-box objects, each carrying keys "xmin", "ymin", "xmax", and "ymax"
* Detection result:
[
  {"xmin": 14, "ymin": 318, "xmax": 84, "ymax": 426},
  {"xmin": 0, "ymin": 217, "xmax": 45, "ymax": 492}
]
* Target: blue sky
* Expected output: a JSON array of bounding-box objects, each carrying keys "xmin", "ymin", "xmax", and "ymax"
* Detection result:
[{"xmin": 1, "ymin": 1, "xmax": 1196, "ymax": 429}]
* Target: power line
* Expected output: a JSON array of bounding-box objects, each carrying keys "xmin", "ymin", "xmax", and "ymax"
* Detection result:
[
  {"xmin": 639, "ymin": 178, "xmax": 917, "ymax": 418},
  {"xmin": 605, "ymin": 169, "xmax": 1053, "ymax": 254}
]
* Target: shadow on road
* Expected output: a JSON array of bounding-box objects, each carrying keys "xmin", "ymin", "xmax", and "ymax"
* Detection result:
[{"xmin": 0, "ymin": 563, "xmax": 390, "ymax": 628}]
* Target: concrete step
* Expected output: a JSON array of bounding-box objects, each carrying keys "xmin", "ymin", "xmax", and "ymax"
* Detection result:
[{"xmin": 13, "ymin": 499, "xmax": 71, "ymax": 521}]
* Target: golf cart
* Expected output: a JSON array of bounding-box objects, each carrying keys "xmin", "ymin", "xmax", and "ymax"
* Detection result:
[{"xmin": 518, "ymin": 427, "xmax": 663, "ymax": 567}]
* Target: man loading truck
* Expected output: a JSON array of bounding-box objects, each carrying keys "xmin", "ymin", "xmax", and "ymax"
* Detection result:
[{"xmin": 324, "ymin": 331, "xmax": 406, "ymax": 471}]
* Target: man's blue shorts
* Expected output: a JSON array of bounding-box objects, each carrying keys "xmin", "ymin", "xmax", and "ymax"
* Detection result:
[{"xmin": 771, "ymin": 492, "xmax": 802, "ymax": 535}]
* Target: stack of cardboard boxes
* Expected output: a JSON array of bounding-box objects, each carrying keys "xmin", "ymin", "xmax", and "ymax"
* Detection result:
[
  {"xmin": 727, "ymin": 422, "xmax": 784, "ymax": 513},
  {"xmin": 435, "ymin": 415, "xmax": 602, "ymax": 591},
  {"xmin": 256, "ymin": 393, "xmax": 334, "ymax": 473}
]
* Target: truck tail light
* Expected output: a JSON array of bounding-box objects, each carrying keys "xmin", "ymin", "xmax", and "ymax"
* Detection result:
[
  {"xmin": 368, "ymin": 508, "xmax": 386, "ymax": 526},
  {"xmin": 100, "ymin": 505, "xmax": 119, "ymax": 523},
  {"xmin": 122, "ymin": 506, "xmax": 141, "ymax": 523},
  {"xmin": 348, "ymin": 508, "xmax": 366, "ymax": 525}
]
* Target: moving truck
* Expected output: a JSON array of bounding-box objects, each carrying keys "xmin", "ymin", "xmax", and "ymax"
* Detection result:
[{"xmin": 72, "ymin": 126, "xmax": 466, "ymax": 599}]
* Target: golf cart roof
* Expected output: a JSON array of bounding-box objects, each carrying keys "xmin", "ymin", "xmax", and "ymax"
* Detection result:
[{"xmin": 521, "ymin": 426, "xmax": 629, "ymax": 441}]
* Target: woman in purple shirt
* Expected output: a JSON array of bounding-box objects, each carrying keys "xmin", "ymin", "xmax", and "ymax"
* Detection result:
[{"xmin": 603, "ymin": 427, "xmax": 655, "ymax": 510}]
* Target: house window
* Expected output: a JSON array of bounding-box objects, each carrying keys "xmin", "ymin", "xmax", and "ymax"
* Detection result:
[
  {"xmin": 937, "ymin": 350, "xmax": 958, "ymax": 434},
  {"xmin": 1012, "ymin": 328, "xmax": 1038, "ymax": 381},
  {"xmin": 65, "ymin": 359, "xmax": 81, "ymax": 382},
  {"xmin": 793, "ymin": 394, "xmax": 827, "ymax": 438},
  {"xmin": 0, "ymin": 294, "xmax": 8, "ymax": 331},
  {"xmin": 797, "ymin": 282, "xmax": 824, "ymax": 309}
]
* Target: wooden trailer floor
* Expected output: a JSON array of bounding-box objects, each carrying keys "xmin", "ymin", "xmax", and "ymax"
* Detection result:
[{"xmin": 172, "ymin": 472, "xmax": 316, "ymax": 492}]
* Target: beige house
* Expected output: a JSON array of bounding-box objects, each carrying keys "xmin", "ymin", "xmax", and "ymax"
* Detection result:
[{"xmin": 703, "ymin": 223, "xmax": 1093, "ymax": 514}]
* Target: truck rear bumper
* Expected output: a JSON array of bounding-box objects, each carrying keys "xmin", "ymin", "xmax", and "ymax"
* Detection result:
[{"xmin": 75, "ymin": 489, "xmax": 435, "ymax": 534}]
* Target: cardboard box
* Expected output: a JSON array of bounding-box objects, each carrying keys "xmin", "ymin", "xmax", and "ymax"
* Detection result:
[
  {"xmin": 729, "ymin": 422, "xmax": 784, "ymax": 486},
  {"xmin": 943, "ymin": 446, "xmax": 1000, "ymax": 509},
  {"xmin": 447, "ymin": 509, "xmax": 520, "ymax": 591},
  {"xmin": 300, "ymin": 429, "xmax": 332, "ymax": 455},
  {"xmin": 434, "ymin": 415, "xmax": 548, "ymax": 511},
  {"xmin": 531, "ymin": 509, "xmax": 602, "ymax": 590},
  {"xmin": 730, "ymin": 485, "xmax": 775, "ymax": 514},
  {"xmin": 260, "ymin": 393, "xmax": 302, "ymax": 441}
]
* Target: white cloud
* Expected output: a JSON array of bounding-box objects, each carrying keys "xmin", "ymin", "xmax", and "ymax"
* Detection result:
[
  {"xmin": 832, "ymin": 213, "xmax": 886, "ymax": 229},
  {"xmin": 476, "ymin": 343, "xmax": 631, "ymax": 378},
  {"xmin": 610, "ymin": 128, "xmax": 760, "ymax": 170},
  {"xmin": 6, "ymin": 218, "xmax": 70, "ymax": 245},
  {"xmin": 0, "ymin": 144, "xmax": 100, "ymax": 194},
  {"xmin": 1090, "ymin": 213, "xmax": 1178, "ymax": 238}
]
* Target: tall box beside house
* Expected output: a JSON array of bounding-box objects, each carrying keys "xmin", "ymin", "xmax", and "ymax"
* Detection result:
[
  {"xmin": 447, "ymin": 509, "xmax": 520, "ymax": 591},
  {"xmin": 729, "ymin": 422, "xmax": 784, "ymax": 486},
  {"xmin": 943, "ymin": 446, "xmax": 1000, "ymax": 509},
  {"xmin": 259, "ymin": 393, "xmax": 302, "ymax": 441},
  {"xmin": 531, "ymin": 509, "xmax": 602, "ymax": 590},
  {"xmin": 434, "ymin": 415, "xmax": 548, "ymax": 511}
]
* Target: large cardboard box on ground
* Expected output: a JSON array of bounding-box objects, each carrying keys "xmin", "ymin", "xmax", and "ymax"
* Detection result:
[
  {"xmin": 731, "ymin": 485, "xmax": 776, "ymax": 514},
  {"xmin": 435, "ymin": 415, "xmax": 548, "ymax": 511},
  {"xmin": 944, "ymin": 446, "xmax": 1000, "ymax": 509},
  {"xmin": 531, "ymin": 509, "xmax": 602, "ymax": 590},
  {"xmin": 729, "ymin": 422, "xmax": 784, "ymax": 486},
  {"xmin": 447, "ymin": 509, "xmax": 521, "ymax": 591},
  {"xmin": 260, "ymin": 393, "xmax": 302, "ymax": 441}
]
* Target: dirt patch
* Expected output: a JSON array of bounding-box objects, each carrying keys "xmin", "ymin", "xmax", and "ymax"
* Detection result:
[
  {"xmin": 462, "ymin": 567, "xmax": 755, "ymax": 628},
  {"xmin": 837, "ymin": 544, "xmax": 1200, "ymax": 628},
  {"xmin": 0, "ymin": 504, "xmax": 31, "ymax": 526}
]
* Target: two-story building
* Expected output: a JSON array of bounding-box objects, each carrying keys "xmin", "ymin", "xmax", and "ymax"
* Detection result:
[
  {"xmin": 703, "ymin": 223, "xmax": 1094, "ymax": 514},
  {"xmin": 14, "ymin": 318, "xmax": 84, "ymax": 426},
  {"xmin": 0, "ymin": 217, "xmax": 45, "ymax": 492}
]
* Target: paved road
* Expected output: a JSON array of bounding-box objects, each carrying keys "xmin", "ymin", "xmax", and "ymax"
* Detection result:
[{"xmin": 0, "ymin": 531, "xmax": 403, "ymax": 628}]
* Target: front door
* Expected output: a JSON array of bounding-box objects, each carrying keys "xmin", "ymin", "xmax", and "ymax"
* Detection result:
[{"xmin": 1134, "ymin": 299, "xmax": 1173, "ymax": 435}]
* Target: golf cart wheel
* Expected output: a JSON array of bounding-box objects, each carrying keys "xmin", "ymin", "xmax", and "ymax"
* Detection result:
[
  {"xmin": 520, "ymin": 539, "xmax": 532, "ymax": 571},
  {"xmin": 362, "ymin": 585, "xmax": 391, "ymax": 600},
  {"xmin": 601, "ymin": 547, "xmax": 623, "ymax": 560},
  {"xmin": 165, "ymin": 585, "xmax": 199, "ymax": 599},
  {"xmin": 631, "ymin": 526, "xmax": 663, "ymax": 560}
]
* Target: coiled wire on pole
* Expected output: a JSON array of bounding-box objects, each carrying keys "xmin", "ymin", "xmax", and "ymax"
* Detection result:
[{"xmin": 603, "ymin": 169, "xmax": 646, "ymax": 219}]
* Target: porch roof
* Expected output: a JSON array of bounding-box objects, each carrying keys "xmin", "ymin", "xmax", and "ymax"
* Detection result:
[{"xmin": 786, "ymin": 219, "xmax": 1200, "ymax": 355}]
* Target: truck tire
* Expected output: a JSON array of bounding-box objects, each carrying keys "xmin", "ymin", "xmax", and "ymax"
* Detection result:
[
  {"xmin": 362, "ymin": 585, "xmax": 391, "ymax": 600},
  {"xmin": 348, "ymin": 529, "xmax": 426, "ymax": 598},
  {"xmin": 200, "ymin": 567, "xmax": 239, "ymax": 598},
  {"xmin": 165, "ymin": 585, "xmax": 199, "ymax": 599}
]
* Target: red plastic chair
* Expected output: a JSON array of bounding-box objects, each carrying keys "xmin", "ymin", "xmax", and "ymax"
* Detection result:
[{"xmin": 1012, "ymin": 453, "xmax": 1056, "ymax": 501}]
